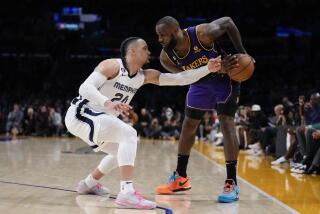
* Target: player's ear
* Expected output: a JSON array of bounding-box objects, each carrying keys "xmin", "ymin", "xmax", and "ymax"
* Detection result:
[
  {"xmin": 128, "ymin": 48, "xmax": 135, "ymax": 55},
  {"xmin": 173, "ymin": 26, "xmax": 179, "ymax": 34}
]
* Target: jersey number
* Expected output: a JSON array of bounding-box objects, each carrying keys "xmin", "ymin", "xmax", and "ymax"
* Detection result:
[{"xmin": 111, "ymin": 93, "xmax": 129, "ymax": 103}]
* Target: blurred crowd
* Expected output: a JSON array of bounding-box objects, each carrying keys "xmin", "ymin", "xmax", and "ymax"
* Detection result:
[
  {"xmin": 234, "ymin": 93, "xmax": 320, "ymax": 175},
  {"xmin": 2, "ymin": 91, "xmax": 320, "ymax": 177}
]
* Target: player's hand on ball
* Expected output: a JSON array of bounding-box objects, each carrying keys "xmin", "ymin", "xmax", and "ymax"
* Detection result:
[
  {"xmin": 207, "ymin": 55, "xmax": 221, "ymax": 73},
  {"xmin": 221, "ymin": 54, "xmax": 239, "ymax": 73},
  {"xmin": 104, "ymin": 100, "xmax": 132, "ymax": 117}
]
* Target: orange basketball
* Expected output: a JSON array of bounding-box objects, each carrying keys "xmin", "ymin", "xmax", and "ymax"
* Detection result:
[{"xmin": 227, "ymin": 54, "xmax": 254, "ymax": 82}]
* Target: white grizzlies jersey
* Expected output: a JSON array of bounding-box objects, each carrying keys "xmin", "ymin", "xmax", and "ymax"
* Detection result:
[{"xmin": 86, "ymin": 58, "xmax": 145, "ymax": 114}]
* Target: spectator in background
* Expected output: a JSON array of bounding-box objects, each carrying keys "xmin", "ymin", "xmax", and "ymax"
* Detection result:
[
  {"xmin": 246, "ymin": 104, "xmax": 268, "ymax": 149},
  {"xmin": 198, "ymin": 111, "xmax": 214, "ymax": 141},
  {"xmin": 291, "ymin": 93, "xmax": 320, "ymax": 173},
  {"xmin": 49, "ymin": 107, "xmax": 64, "ymax": 136},
  {"xmin": 306, "ymin": 130, "xmax": 320, "ymax": 174},
  {"xmin": 295, "ymin": 94, "xmax": 320, "ymax": 158},
  {"xmin": 136, "ymin": 108, "xmax": 152, "ymax": 137},
  {"xmin": 23, "ymin": 107, "xmax": 36, "ymax": 135},
  {"xmin": 262, "ymin": 104, "xmax": 286, "ymax": 153},
  {"xmin": 144, "ymin": 118, "xmax": 162, "ymax": 139},
  {"xmin": 235, "ymin": 106, "xmax": 250, "ymax": 149},
  {"xmin": 160, "ymin": 107, "xmax": 180, "ymax": 140},
  {"xmin": 6, "ymin": 104, "xmax": 23, "ymax": 136},
  {"xmin": 35, "ymin": 105, "xmax": 49, "ymax": 136}
]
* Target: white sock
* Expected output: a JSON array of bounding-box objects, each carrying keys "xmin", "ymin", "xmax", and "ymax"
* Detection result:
[
  {"xmin": 85, "ymin": 174, "xmax": 98, "ymax": 189},
  {"xmin": 120, "ymin": 180, "xmax": 134, "ymax": 194}
]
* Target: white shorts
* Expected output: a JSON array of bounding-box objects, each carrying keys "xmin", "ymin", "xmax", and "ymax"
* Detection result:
[{"xmin": 65, "ymin": 102, "xmax": 137, "ymax": 152}]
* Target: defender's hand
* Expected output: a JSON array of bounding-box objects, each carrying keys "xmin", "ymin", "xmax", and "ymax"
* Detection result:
[
  {"xmin": 207, "ymin": 56, "xmax": 222, "ymax": 73},
  {"xmin": 104, "ymin": 100, "xmax": 132, "ymax": 117}
]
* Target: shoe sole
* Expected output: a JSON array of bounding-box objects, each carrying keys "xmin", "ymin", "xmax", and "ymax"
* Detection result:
[
  {"xmin": 156, "ymin": 186, "xmax": 192, "ymax": 194},
  {"xmin": 217, "ymin": 196, "xmax": 239, "ymax": 203},
  {"xmin": 115, "ymin": 201, "xmax": 156, "ymax": 209}
]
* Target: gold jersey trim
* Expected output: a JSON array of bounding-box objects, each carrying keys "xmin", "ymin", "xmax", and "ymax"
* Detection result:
[
  {"xmin": 195, "ymin": 25, "xmax": 215, "ymax": 52},
  {"xmin": 172, "ymin": 28, "xmax": 191, "ymax": 60}
]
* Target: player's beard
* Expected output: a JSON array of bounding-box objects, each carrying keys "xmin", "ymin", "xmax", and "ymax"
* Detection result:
[{"xmin": 164, "ymin": 34, "xmax": 177, "ymax": 52}]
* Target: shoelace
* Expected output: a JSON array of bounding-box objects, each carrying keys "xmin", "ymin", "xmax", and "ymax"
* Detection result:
[
  {"xmin": 223, "ymin": 183, "xmax": 234, "ymax": 193},
  {"xmin": 168, "ymin": 173, "xmax": 178, "ymax": 183}
]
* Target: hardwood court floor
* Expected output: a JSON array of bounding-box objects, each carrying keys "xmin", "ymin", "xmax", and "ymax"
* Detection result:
[
  {"xmin": 193, "ymin": 140, "xmax": 320, "ymax": 214},
  {"xmin": 0, "ymin": 137, "xmax": 306, "ymax": 214}
]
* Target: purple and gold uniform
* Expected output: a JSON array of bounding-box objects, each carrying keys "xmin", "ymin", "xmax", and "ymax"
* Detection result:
[{"xmin": 164, "ymin": 26, "xmax": 240, "ymax": 116}]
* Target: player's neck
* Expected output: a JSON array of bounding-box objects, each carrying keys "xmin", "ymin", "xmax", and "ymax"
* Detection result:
[
  {"xmin": 125, "ymin": 57, "xmax": 140, "ymax": 75},
  {"xmin": 174, "ymin": 30, "xmax": 189, "ymax": 52}
]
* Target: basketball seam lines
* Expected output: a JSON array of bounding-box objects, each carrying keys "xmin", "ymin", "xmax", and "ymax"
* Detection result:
[{"xmin": 229, "ymin": 56, "xmax": 253, "ymax": 77}]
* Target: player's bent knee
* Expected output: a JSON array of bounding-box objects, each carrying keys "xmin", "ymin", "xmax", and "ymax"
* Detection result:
[
  {"xmin": 117, "ymin": 130, "xmax": 138, "ymax": 167},
  {"xmin": 117, "ymin": 141, "xmax": 137, "ymax": 166}
]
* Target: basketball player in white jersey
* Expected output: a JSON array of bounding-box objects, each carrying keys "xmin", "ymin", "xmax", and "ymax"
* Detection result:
[{"xmin": 64, "ymin": 37, "xmax": 221, "ymax": 209}]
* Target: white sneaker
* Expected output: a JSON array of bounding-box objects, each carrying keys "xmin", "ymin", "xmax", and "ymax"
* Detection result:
[
  {"xmin": 253, "ymin": 149, "xmax": 263, "ymax": 156},
  {"xmin": 291, "ymin": 164, "xmax": 306, "ymax": 174},
  {"xmin": 76, "ymin": 180, "xmax": 110, "ymax": 196},
  {"xmin": 248, "ymin": 142, "xmax": 261, "ymax": 149},
  {"xmin": 245, "ymin": 148, "xmax": 262, "ymax": 155},
  {"xmin": 293, "ymin": 165, "xmax": 307, "ymax": 174},
  {"xmin": 115, "ymin": 191, "xmax": 156, "ymax": 209},
  {"xmin": 271, "ymin": 156, "xmax": 288, "ymax": 165}
]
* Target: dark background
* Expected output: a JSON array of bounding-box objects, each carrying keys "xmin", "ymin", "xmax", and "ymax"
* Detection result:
[{"xmin": 0, "ymin": 0, "xmax": 319, "ymax": 121}]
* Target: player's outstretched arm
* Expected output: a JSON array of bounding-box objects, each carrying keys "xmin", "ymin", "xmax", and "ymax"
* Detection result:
[
  {"xmin": 143, "ymin": 56, "xmax": 221, "ymax": 86},
  {"xmin": 201, "ymin": 17, "xmax": 247, "ymax": 54}
]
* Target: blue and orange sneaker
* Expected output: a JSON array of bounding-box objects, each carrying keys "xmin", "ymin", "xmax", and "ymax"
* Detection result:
[
  {"xmin": 217, "ymin": 179, "xmax": 239, "ymax": 203},
  {"xmin": 155, "ymin": 171, "xmax": 191, "ymax": 194}
]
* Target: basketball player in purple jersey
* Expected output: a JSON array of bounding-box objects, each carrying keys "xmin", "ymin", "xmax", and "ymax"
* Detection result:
[{"xmin": 155, "ymin": 16, "xmax": 250, "ymax": 203}]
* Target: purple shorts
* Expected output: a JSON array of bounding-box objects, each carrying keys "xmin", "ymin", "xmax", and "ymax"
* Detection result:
[{"xmin": 186, "ymin": 74, "xmax": 234, "ymax": 110}]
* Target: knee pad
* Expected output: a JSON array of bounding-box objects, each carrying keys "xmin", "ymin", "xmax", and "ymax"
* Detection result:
[{"xmin": 117, "ymin": 131, "xmax": 137, "ymax": 167}]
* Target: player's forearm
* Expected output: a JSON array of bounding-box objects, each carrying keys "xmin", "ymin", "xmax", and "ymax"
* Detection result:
[
  {"xmin": 79, "ymin": 72, "xmax": 109, "ymax": 106},
  {"xmin": 158, "ymin": 66, "xmax": 210, "ymax": 86},
  {"xmin": 223, "ymin": 18, "xmax": 247, "ymax": 54}
]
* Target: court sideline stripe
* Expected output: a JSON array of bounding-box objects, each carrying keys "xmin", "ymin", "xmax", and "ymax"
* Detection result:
[
  {"xmin": 192, "ymin": 149, "xmax": 299, "ymax": 214},
  {"xmin": 0, "ymin": 180, "xmax": 173, "ymax": 214}
]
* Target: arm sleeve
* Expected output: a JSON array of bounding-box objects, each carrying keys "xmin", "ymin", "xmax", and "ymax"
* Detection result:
[
  {"xmin": 79, "ymin": 72, "xmax": 109, "ymax": 106},
  {"xmin": 158, "ymin": 65, "xmax": 210, "ymax": 86}
]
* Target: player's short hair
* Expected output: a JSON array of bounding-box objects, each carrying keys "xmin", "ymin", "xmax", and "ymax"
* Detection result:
[
  {"xmin": 156, "ymin": 16, "xmax": 180, "ymax": 27},
  {"xmin": 120, "ymin": 37, "xmax": 141, "ymax": 57}
]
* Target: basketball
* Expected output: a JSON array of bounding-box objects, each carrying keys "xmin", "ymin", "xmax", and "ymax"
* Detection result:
[{"xmin": 227, "ymin": 54, "xmax": 254, "ymax": 82}]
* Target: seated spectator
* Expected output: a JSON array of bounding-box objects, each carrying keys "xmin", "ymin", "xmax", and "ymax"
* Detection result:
[
  {"xmin": 235, "ymin": 106, "xmax": 250, "ymax": 149},
  {"xmin": 245, "ymin": 104, "xmax": 268, "ymax": 154},
  {"xmin": 290, "ymin": 93, "xmax": 320, "ymax": 173},
  {"xmin": 23, "ymin": 107, "xmax": 36, "ymax": 135},
  {"xmin": 160, "ymin": 107, "xmax": 180, "ymax": 140},
  {"xmin": 144, "ymin": 118, "xmax": 162, "ymax": 139},
  {"xmin": 35, "ymin": 105, "xmax": 49, "ymax": 136},
  {"xmin": 261, "ymin": 104, "xmax": 286, "ymax": 154},
  {"xmin": 136, "ymin": 108, "xmax": 151, "ymax": 137},
  {"xmin": 306, "ymin": 130, "xmax": 320, "ymax": 174},
  {"xmin": 6, "ymin": 104, "xmax": 23, "ymax": 136},
  {"xmin": 49, "ymin": 107, "xmax": 64, "ymax": 136}
]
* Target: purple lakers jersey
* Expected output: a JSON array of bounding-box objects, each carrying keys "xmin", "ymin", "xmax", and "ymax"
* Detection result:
[{"xmin": 164, "ymin": 26, "xmax": 218, "ymax": 85}]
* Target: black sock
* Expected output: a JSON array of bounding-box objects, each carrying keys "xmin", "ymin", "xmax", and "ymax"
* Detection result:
[
  {"xmin": 176, "ymin": 154, "xmax": 189, "ymax": 178},
  {"xmin": 226, "ymin": 160, "xmax": 237, "ymax": 185}
]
